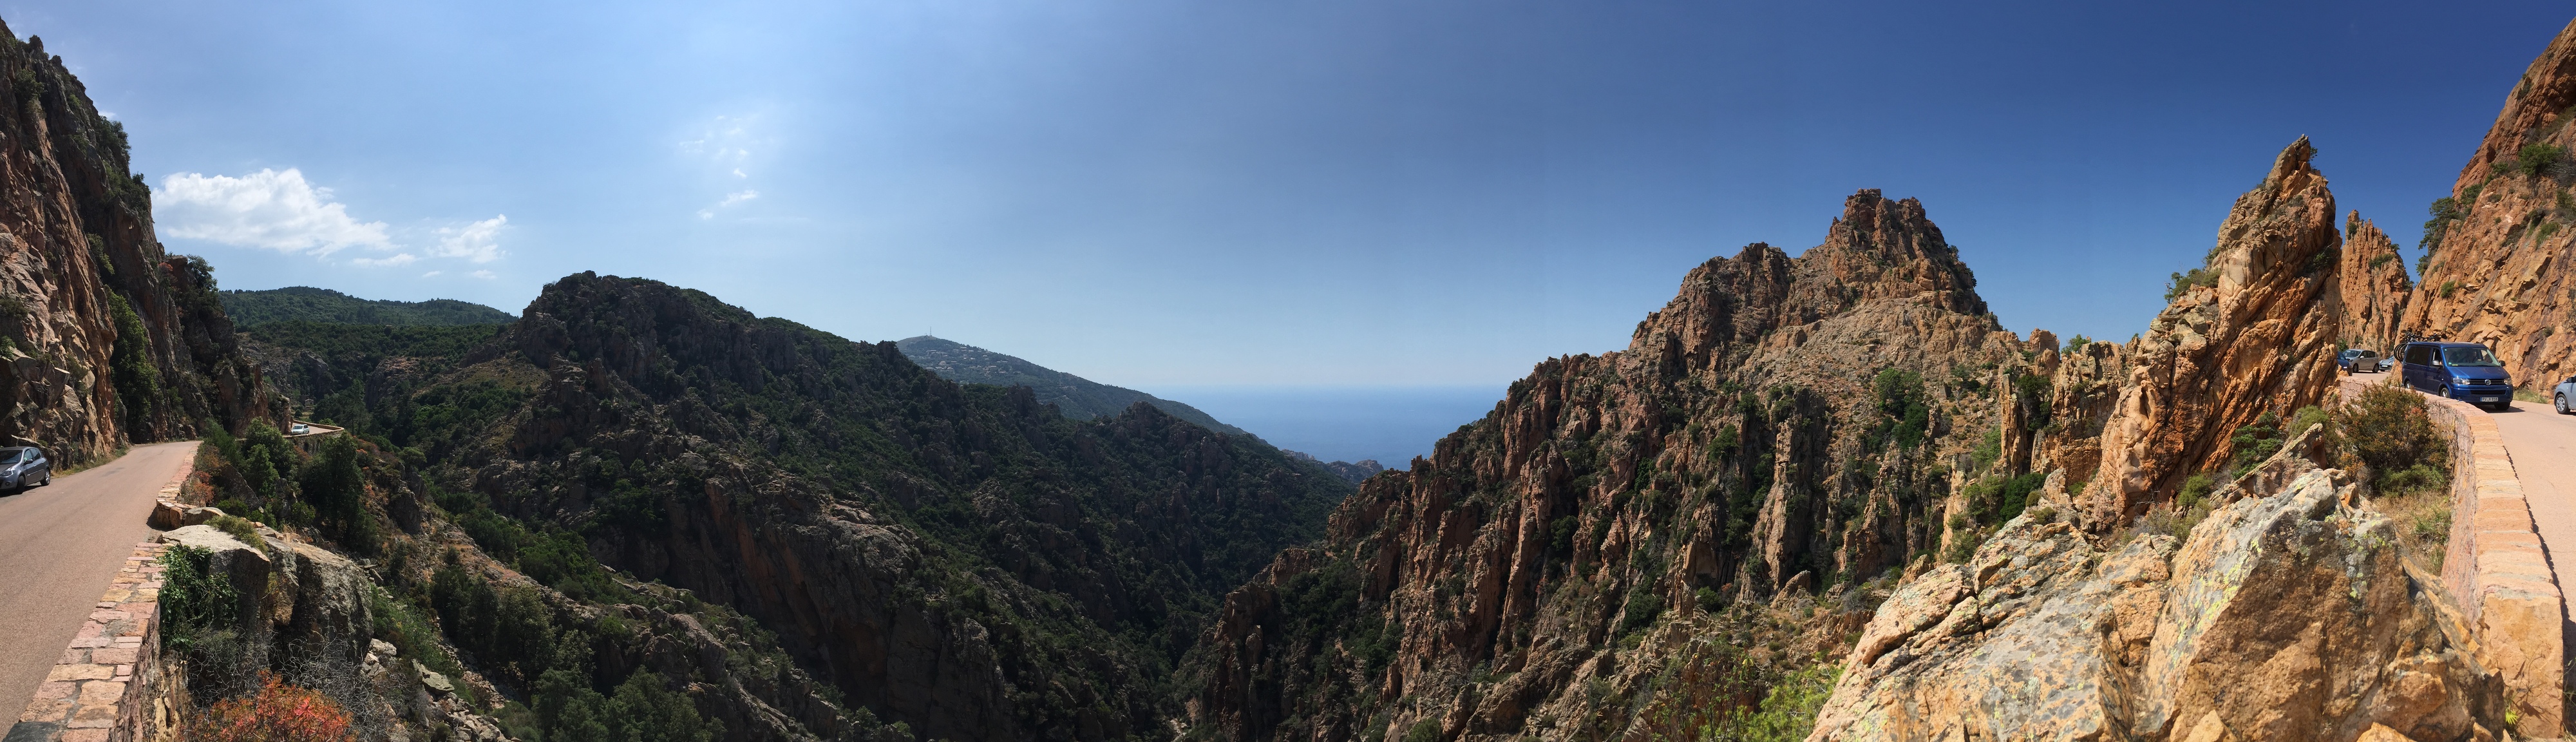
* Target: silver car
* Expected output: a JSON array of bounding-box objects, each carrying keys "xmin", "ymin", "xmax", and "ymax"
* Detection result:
[
  {"xmin": 0, "ymin": 446, "xmax": 53, "ymax": 490},
  {"xmin": 2557, "ymin": 375, "xmax": 2576, "ymax": 414}
]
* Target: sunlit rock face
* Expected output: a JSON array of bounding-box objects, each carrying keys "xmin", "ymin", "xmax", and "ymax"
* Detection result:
[{"xmin": 0, "ymin": 25, "xmax": 285, "ymax": 459}]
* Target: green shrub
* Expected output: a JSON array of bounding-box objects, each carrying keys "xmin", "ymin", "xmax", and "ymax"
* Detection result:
[
  {"xmin": 107, "ymin": 294, "xmax": 161, "ymax": 433},
  {"xmin": 2336, "ymin": 385, "xmax": 2448, "ymax": 491},
  {"xmin": 298, "ymin": 435, "xmax": 372, "ymax": 553},
  {"xmin": 1865, "ymin": 369, "xmax": 1931, "ymax": 451},
  {"xmin": 606, "ymin": 671, "xmax": 721, "ymax": 742},
  {"xmin": 2164, "ymin": 267, "xmax": 2217, "ymax": 301},
  {"xmin": 2229, "ymin": 411, "xmax": 2284, "ymax": 467},
  {"xmin": 2177, "ymin": 473, "xmax": 2214, "ymax": 512},
  {"xmin": 206, "ymin": 514, "xmax": 263, "ymax": 547},
  {"xmin": 1970, "ymin": 428, "xmax": 2002, "ymax": 473},
  {"xmin": 1960, "ymin": 471, "xmax": 2047, "ymax": 526},
  {"xmin": 1401, "ymin": 719, "xmax": 1441, "ymax": 742},
  {"xmin": 1700, "ymin": 661, "xmax": 1840, "ymax": 741},
  {"xmin": 1620, "ymin": 587, "xmax": 1666, "ymax": 635},
  {"xmin": 158, "ymin": 544, "xmax": 238, "ymax": 650}
]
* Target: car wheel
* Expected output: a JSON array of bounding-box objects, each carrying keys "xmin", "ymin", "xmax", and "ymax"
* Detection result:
[
  {"xmin": 2560, "ymin": 393, "xmax": 2571, "ymax": 415},
  {"xmin": 38, "ymin": 470, "xmax": 49, "ymax": 486}
]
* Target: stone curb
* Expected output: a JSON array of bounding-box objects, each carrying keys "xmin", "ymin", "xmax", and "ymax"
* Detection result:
[
  {"xmin": 2342, "ymin": 376, "xmax": 2565, "ymax": 736},
  {"xmin": 3, "ymin": 541, "xmax": 180, "ymax": 742},
  {"xmin": 7, "ymin": 441, "xmax": 200, "ymax": 742}
]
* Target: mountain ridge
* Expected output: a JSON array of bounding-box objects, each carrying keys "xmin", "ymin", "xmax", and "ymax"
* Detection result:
[{"xmin": 220, "ymin": 285, "xmax": 516, "ymax": 327}]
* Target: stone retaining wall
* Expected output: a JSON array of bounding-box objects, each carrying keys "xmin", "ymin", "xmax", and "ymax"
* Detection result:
[
  {"xmin": 4, "ymin": 541, "xmax": 182, "ymax": 742},
  {"xmin": 2341, "ymin": 375, "xmax": 2564, "ymax": 736}
]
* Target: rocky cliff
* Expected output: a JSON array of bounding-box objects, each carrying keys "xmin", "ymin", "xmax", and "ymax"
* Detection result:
[
  {"xmin": 0, "ymin": 24, "xmax": 283, "ymax": 461},
  {"xmin": 242, "ymin": 273, "xmax": 1357, "ymax": 741},
  {"xmin": 2340, "ymin": 214, "xmax": 2411, "ymax": 352},
  {"xmin": 2402, "ymin": 17, "xmax": 2576, "ymax": 389},
  {"xmin": 1181, "ymin": 191, "xmax": 2038, "ymax": 741},
  {"xmin": 2081, "ymin": 138, "xmax": 2342, "ymax": 525}
]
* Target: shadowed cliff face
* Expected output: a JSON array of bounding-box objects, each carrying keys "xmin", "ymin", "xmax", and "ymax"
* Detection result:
[
  {"xmin": 2404, "ymin": 17, "xmax": 2576, "ymax": 390},
  {"xmin": 0, "ymin": 24, "xmax": 282, "ymax": 461},
  {"xmin": 276, "ymin": 272, "xmax": 1352, "ymax": 741},
  {"xmin": 1182, "ymin": 191, "xmax": 2033, "ymax": 741}
]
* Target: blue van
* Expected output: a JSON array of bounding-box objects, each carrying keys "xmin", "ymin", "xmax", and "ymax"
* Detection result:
[{"xmin": 2400, "ymin": 341, "xmax": 2514, "ymax": 410}]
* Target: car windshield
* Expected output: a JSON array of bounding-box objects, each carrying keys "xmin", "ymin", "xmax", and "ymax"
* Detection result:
[
  {"xmin": 0, "ymin": 449, "xmax": 28, "ymax": 464},
  {"xmin": 2443, "ymin": 347, "xmax": 2504, "ymax": 367}
]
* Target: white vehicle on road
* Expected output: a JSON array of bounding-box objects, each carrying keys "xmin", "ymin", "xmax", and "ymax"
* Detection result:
[{"xmin": 290, "ymin": 423, "xmax": 312, "ymax": 435}]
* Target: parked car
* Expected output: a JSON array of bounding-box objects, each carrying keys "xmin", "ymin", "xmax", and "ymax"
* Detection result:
[
  {"xmin": 0, "ymin": 446, "xmax": 53, "ymax": 490},
  {"xmin": 2400, "ymin": 341, "xmax": 2515, "ymax": 410},
  {"xmin": 2555, "ymin": 375, "xmax": 2576, "ymax": 415},
  {"xmin": 290, "ymin": 423, "xmax": 312, "ymax": 435},
  {"xmin": 2338, "ymin": 348, "xmax": 2387, "ymax": 374}
]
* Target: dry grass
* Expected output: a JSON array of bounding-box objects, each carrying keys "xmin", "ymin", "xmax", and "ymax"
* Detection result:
[{"xmin": 2372, "ymin": 485, "xmax": 2454, "ymax": 573}]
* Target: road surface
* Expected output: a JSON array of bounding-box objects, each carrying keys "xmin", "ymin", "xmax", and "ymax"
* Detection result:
[
  {"xmin": 0, "ymin": 441, "xmax": 195, "ymax": 727},
  {"xmin": 2489, "ymin": 401, "xmax": 2576, "ymax": 696}
]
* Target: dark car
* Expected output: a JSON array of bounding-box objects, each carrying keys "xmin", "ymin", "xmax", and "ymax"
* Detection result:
[
  {"xmin": 2338, "ymin": 348, "xmax": 2387, "ymax": 374},
  {"xmin": 0, "ymin": 446, "xmax": 52, "ymax": 490},
  {"xmin": 2400, "ymin": 341, "xmax": 2514, "ymax": 410}
]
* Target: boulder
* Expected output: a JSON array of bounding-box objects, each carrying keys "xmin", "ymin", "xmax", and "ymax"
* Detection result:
[
  {"xmin": 147, "ymin": 501, "xmax": 227, "ymax": 531},
  {"xmin": 1810, "ymin": 468, "xmax": 2505, "ymax": 741}
]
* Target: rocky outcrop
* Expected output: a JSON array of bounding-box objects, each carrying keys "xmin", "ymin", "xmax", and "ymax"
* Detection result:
[
  {"xmin": 2083, "ymin": 138, "xmax": 2342, "ymax": 525},
  {"xmin": 2031, "ymin": 336, "xmax": 2128, "ymax": 481},
  {"xmin": 1182, "ymin": 190, "xmax": 2033, "ymax": 741},
  {"xmin": 2338, "ymin": 214, "xmax": 2411, "ymax": 352},
  {"xmin": 2400, "ymin": 17, "xmax": 2576, "ymax": 391},
  {"xmin": 1812, "ymin": 463, "xmax": 2509, "ymax": 741},
  {"xmin": 0, "ymin": 24, "xmax": 283, "ymax": 463}
]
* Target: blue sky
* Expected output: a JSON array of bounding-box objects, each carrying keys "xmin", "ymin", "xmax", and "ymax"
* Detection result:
[{"xmin": 9, "ymin": 1, "xmax": 2569, "ymax": 387}]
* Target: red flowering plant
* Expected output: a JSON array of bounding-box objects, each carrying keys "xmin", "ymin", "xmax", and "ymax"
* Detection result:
[{"xmin": 185, "ymin": 672, "xmax": 355, "ymax": 742}]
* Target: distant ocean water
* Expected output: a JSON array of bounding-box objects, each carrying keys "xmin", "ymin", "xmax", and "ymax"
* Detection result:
[{"xmin": 1147, "ymin": 385, "xmax": 1507, "ymax": 466}]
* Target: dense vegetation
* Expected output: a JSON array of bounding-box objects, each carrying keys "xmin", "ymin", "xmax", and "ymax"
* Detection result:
[
  {"xmin": 221, "ymin": 286, "xmax": 515, "ymax": 326},
  {"xmin": 239, "ymin": 273, "xmax": 1356, "ymax": 740}
]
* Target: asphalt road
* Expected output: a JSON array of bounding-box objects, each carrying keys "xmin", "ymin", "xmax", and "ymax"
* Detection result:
[
  {"xmin": 0, "ymin": 441, "xmax": 195, "ymax": 727},
  {"xmin": 2488, "ymin": 401, "xmax": 2576, "ymax": 695}
]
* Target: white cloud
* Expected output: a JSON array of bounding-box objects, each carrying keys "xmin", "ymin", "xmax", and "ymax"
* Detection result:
[
  {"xmin": 697, "ymin": 190, "xmax": 759, "ymax": 220},
  {"xmin": 422, "ymin": 270, "xmax": 444, "ymax": 278},
  {"xmin": 352, "ymin": 253, "xmax": 418, "ymax": 267},
  {"xmin": 431, "ymin": 215, "xmax": 507, "ymax": 263},
  {"xmin": 471, "ymin": 270, "xmax": 496, "ymax": 280},
  {"xmin": 156, "ymin": 169, "xmax": 393, "ymax": 255}
]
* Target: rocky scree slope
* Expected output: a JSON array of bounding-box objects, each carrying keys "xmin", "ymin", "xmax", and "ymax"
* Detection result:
[
  {"xmin": 220, "ymin": 286, "xmax": 516, "ymax": 327},
  {"xmin": 242, "ymin": 272, "xmax": 1357, "ymax": 741},
  {"xmin": 1180, "ymin": 190, "xmax": 2041, "ymax": 741},
  {"xmin": 0, "ymin": 24, "xmax": 283, "ymax": 461},
  {"xmin": 2405, "ymin": 16, "xmax": 2576, "ymax": 390}
]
